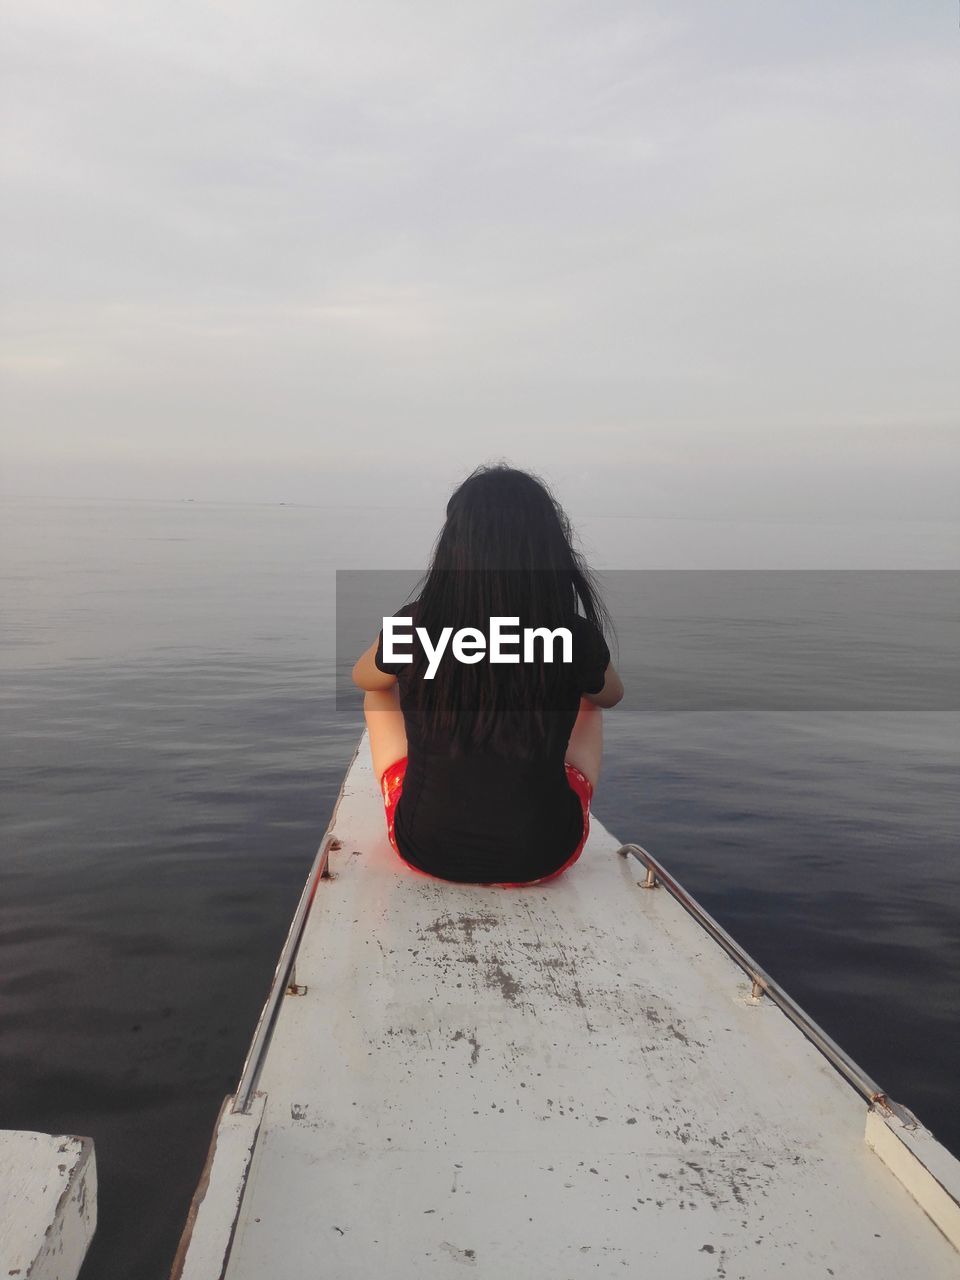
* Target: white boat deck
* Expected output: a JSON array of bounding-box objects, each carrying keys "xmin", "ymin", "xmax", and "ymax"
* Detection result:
[{"xmin": 174, "ymin": 734, "xmax": 959, "ymax": 1279}]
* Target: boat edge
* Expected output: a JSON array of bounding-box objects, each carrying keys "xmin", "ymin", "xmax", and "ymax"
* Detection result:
[{"xmin": 168, "ymin": 735, "xmax": 363, "ymax": 1280}]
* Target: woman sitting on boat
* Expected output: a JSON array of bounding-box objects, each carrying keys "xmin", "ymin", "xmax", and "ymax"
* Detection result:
[{"xmin": 352, "ymin": 463, "xmax": 624, "ymax": 886}]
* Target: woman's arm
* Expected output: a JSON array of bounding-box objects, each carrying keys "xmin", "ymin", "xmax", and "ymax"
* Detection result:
[
  {"xmin": 583, "ymin": 661, "xmax": 624, "ymax": 709},
  {"xmin": 351, "ymin": 638, "xmax": 399, "ymax": 692}
]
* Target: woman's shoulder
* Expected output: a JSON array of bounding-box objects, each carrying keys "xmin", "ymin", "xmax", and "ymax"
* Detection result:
[
  {"xmin": 565, "ymin": 611, "xmax": 610, "ymax": 692},
  {"xmin": 566, "ymin": 610, "xmax": 605, "ymax": 641}
]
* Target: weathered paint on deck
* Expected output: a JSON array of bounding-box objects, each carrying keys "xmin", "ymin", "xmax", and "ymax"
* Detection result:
[
  {"xmin": 176, "ymin": 734, "xmax": 960, "ymax": 1278},
  {"xmin": 0, "ymin": 1130, "xmax": 97, "ymax": 1280}
]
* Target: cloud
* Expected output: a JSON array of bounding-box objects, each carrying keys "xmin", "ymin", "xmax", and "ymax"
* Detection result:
[{"xmin": 1, "ymin": 1, "xmax": 957, "ymax": 515}]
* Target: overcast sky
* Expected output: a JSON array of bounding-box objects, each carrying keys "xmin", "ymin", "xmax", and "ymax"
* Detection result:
[{"xmin": 1, "ymin": 1, "xmax": 958, "ymax": 517}]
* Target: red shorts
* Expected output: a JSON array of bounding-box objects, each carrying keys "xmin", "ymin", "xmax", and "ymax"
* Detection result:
[{"xmin": 379, "ymin": 757, "xmax": 593, "ymax": 887}]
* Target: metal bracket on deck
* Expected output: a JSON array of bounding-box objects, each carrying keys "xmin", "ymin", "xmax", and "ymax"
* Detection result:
[
  {"xmin": 286, "ymin": 965, "xmax": 307, "ymax": 996},
  {"xmin": 320, "ymin": 838, "xmax": 343, "ymax": 877}
]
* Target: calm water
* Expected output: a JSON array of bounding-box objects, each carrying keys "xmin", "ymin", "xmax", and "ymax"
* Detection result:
[{"xmin": 1, "ymin": 496, "xmax": 957, "ymax": 1280}]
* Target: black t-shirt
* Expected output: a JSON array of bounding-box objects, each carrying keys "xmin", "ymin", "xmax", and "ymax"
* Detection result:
[{"xmin": 374, "ymin": 605, "xmax": 611, "ymax": 883}]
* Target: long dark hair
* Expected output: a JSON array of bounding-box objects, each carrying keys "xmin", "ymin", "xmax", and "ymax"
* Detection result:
[{"xmin": 402, "ymin": 463, "xmax": 613, "ymax": 759}]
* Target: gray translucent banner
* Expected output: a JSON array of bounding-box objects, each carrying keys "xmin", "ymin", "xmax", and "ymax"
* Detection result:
[{"xmin": 336, "ymin": 570, "xmax": 959, "ymax": 711}]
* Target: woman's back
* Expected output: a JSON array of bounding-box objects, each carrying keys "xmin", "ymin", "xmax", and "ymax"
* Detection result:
[{"xmin": 376, "ymin": 608, "xmax": 610, "ymax": 882}]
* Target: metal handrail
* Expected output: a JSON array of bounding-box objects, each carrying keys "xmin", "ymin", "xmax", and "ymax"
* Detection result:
[
  {"xmin": 231, "ymin": 831, "xmax": 337, "ymax": 1115},
  {"xmin": 617, "ymin": 842, "xmax": 917, "ymax": 1128}
]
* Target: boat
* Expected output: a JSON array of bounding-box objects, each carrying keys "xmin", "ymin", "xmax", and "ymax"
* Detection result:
[
  {"xmin": 0, "ymin": 1129, "xmax": 97, "ymax": 1278},
  {"xmin": 170, "ymin": 731, "xmax": 960, "ymax": 1278}
]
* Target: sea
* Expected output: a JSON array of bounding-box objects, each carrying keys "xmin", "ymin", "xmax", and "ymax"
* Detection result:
[{"xmin": 1, "ymin": 495, "xmax": 957, "ymax": 1279}]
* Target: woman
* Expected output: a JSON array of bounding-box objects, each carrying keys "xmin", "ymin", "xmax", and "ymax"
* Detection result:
[{"xmin": 352, "ymin": 463, "xmax": 624, "ymax": 886}]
